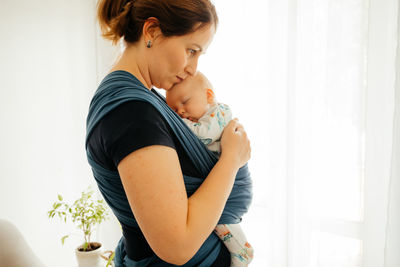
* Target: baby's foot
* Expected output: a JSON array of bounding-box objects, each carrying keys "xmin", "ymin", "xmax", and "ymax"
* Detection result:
[{"xmin": 214, "ymin": 224, "xmax": 254, "ymax": 266}]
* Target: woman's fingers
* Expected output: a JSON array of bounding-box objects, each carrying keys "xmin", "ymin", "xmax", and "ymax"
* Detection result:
[
  {"xmin": 220, "ymin": 118, "xmax": 252, "ymax": 168},
  {"xmin": 229, "ymin": 118, "xmax": 244, "ymax": 132}
]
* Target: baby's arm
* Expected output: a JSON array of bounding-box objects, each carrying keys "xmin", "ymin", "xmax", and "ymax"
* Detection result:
[{"xmin": 183, "ymin": 115, "xmax": 223, "ymax": 144}]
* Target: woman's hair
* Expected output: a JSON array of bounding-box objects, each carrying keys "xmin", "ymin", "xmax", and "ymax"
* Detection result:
[{"xmin": 97, "ymin": 0, "xmax": 218, "ymax": 45}]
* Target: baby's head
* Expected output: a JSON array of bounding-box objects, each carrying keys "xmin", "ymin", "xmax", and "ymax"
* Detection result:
[{"xmin": 166, "ymin": 71, "xmax": 216, "ymax": 122}]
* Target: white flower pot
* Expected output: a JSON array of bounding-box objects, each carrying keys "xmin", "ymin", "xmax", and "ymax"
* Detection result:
[{"xmin": 75, "ymin": 242, "xmax": 103, "ymax": 267}]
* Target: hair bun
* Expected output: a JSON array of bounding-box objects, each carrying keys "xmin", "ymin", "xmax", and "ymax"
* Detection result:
[{"xmin": 97, "ymin": 0, "xmax": 218, "ymax": 45}]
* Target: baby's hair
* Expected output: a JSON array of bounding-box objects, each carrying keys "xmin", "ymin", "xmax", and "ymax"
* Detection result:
[
  {"xmin": 194, "ymin": 71, "xmax": 217, "ymax": 103},
  {"xmin": 195, "ymin": 71, "xmax": 214, "ymax": 91},
  {"xmin": 97, "ymin": 0, "xmax": 218, "ymax": 45}
]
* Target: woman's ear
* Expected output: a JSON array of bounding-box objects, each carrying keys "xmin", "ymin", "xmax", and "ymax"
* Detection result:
[
  {"xmin": 206, "ymin": 88, "xmax": 216, "ymax": 103},
  {"xmin": 142, "ymin": 17, "xmax": 162, "ymax": 44}
]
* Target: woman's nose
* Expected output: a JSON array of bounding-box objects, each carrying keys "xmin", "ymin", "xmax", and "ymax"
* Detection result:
[
  {"xmin": 185, "ymin": 65, "xmax": 194, "ymax": 76},
  {"xmin": 185, "ymin": 59, "xmax": 198, "ymax": 76}
]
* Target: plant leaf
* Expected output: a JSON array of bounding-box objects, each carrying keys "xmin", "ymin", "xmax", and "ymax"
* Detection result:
[
  {"xmin": 106, "ymin": 251, "xmax": 115, "ymax": 267},
  {"xmin": 61, "ymin": 235, "xmax": 69, "ymax": 245}
]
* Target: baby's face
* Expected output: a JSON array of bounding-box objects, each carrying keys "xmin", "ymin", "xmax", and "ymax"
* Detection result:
[{"xmin": 166, "ymin": 75, "xmax": 210, "ymax": 122}]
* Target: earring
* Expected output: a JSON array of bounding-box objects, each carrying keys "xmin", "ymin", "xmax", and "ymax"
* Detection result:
[{"xmin": 146, "ymin": 40, "xmax": 152, "ymax": 48}]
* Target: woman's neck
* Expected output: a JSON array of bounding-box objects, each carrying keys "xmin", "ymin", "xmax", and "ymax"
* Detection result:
[{"xmin": 110, "ymin": 44, "xmax": 152, "ymax": 90}]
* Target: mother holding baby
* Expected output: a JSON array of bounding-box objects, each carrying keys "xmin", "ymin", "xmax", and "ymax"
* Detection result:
[{"xmin": 85, "ymin": 0, "xmax": 252, "ymax": 266}]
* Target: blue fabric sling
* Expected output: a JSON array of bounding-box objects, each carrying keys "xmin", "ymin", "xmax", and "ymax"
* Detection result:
[{"xmin": 85, "ymin": 71, "xmax": 253, "ymax": 266}]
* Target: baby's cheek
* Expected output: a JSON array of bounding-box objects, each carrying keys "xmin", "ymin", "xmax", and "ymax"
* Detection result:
[{"xmin": 196, "ymin": 109, "xmax": 207, "ymax": 120}]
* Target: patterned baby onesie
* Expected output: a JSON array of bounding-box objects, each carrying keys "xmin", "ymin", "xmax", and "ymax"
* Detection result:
[
  {"xmin": 183, "ymin": 103, "xmax": 254, "ymax": 266},
  {"xmin": 182, "ymin": 103, "xmax": 232, "ymax": 153}
]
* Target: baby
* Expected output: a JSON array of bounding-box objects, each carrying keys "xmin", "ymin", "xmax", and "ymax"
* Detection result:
[
  {"xmin": 166, "ymin": 72, "xmax": 231, "ymax": 154},
  {"xmin": 166, "ymin": 72, "xmax": 254, "ymax": 266}
]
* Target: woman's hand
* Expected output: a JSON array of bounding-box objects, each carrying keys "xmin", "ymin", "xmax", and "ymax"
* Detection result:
[{"xmin": 220, "ymin": 118, "xmax": 251, "ymax": 169}]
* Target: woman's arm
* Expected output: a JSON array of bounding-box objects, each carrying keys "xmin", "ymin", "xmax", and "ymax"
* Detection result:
[{"xmin": 117, "ymin": 119, "xmax": 249, "ymax": 265}]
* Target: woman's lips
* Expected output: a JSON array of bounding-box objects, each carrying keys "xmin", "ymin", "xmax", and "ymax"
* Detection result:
[{"xmin": 176, "ymin": 76, "xmax": 184, "ymax": 83}]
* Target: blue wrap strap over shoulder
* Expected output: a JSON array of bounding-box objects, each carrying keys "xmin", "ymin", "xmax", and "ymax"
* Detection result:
[{"xmin": 85, "ymin": 71, "xmax": 253, "ymax": 266}]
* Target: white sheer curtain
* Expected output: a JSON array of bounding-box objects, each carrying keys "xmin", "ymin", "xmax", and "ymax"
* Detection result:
[{"xmin": 199, "ymin": 0, "xmax": 400, "ymax": 266}]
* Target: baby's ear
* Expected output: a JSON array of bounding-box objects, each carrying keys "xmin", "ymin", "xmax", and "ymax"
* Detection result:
[{"xmin": 206, "ymin": 88, "xmax": 215, "ymax": 103}]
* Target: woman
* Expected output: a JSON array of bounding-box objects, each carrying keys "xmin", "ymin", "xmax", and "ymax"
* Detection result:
[{"xmin": 85, "ymin": 0, "xmax": 252, "ymax": 266}]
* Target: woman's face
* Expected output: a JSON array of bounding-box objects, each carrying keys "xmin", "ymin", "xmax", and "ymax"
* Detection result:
[{"xmin": 148, "ymin": 24, "xmax": 215, "ymax": 90}]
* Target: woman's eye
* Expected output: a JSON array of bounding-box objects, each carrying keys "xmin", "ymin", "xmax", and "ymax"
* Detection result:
[{"xmin": 188, "ymin": 49, "xmax": 197, "ymax": 56}]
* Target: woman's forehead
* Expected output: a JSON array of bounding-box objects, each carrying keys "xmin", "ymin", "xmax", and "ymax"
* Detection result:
[{"xmin": 182, "ymin": 24, "xmax": 215, "ymax": 48}]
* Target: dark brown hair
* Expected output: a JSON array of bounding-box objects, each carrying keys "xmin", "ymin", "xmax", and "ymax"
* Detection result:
[{"xmin": 97, "ymin": 0, "xmax": 218, "ymax": 45}]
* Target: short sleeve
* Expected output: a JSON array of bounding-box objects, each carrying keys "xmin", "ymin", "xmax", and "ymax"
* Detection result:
[
  {"xmin": 87, "ymin": 100, "xmax": 176, "ymax": 170},
  {"xmin": 110, "ymin": 101, "xmax": 177, "ymax": 166}
]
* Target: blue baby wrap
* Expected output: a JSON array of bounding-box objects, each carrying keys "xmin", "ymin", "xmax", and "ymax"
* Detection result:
[{"xmin": 85, "ymin": 71, "xmax": 253, "ymax": 266}]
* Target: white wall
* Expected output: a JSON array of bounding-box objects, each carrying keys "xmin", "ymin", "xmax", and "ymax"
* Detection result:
[
  {"xmin": 384, "ymin": 2, "xmax": 400, "ymax": 266},
  {"xmin": 0, "ymin": 1, "xmax": 116, "ymax": 266}
]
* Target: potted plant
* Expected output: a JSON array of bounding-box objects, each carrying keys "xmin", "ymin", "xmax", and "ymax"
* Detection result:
[{"xmin": 48, "ymin": 187, "xmax": 112, "ymax": 267}]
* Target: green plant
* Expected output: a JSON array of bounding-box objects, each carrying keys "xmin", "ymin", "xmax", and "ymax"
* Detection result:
[
  {"xmin": 106, "ymin": 252, "xmax": 115, "ymax": 267},
  {"xmin": 48, "ymin": 187, "xmax": 109, "ymax": 251},
  {"xmin": 101, "ymin": 250, "xmax": 115, "ymax": 267}
]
